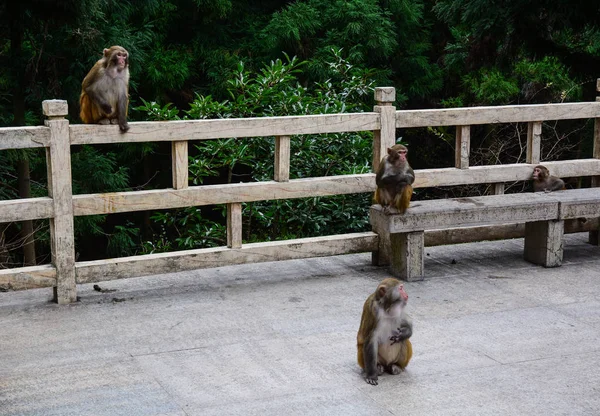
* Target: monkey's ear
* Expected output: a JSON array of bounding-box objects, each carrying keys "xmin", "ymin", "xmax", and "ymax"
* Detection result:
[
  {"xmin": 103, "ymin": 48, "xmax": 110, "ymax": 56},
  {"xmin": 376, "ymin": 285, "xmax": 387, "ymax": 299},
  {"xmin": 387, "ymin": 148, "xmax": 394, "ymax": 154}
]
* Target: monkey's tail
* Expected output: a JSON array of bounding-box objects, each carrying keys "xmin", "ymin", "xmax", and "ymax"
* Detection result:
[
  {"xmin": 79, "ymin": 93, "xmax": 103, "ymax": 124},
  {"xmin": 395, "ymin": 184, "xmax": 413, "ymax": 214},
  {"xmin": 373, "ymin": 188, "xmax": 380, "ymax": 205},
  {"xmin": 80, "ymin": 93, "xmax": 91, "ymax": 123},
  {"xmin": 357, "ymin": 341, "xmax": 365, "ymax": 369},
  {"xmin": 399, "ymin": 339, "xmax": 413, "ymax": 369}
]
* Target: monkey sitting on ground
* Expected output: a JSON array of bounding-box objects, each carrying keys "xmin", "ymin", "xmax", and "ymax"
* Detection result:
[
  {"xmin": 532, "ymin": 165, "xmax": 565, "ymax": 192},
  {"xmin": 357, "ymin": 277, "xmax": 413, "ymax": 386},
  {"xmin": 80, "ymin": 46, "xmax": 130, "ymax": 132},
  {"xmin": 374, "ymin": 144, "xmax": 415, "ymax": 214}
]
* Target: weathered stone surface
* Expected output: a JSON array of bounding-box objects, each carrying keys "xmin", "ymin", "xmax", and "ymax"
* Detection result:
[
  {"xmin": 556, "ymin": 188, "xmax": 600, "ymax": 219},
  {"xmin": 524, "ymin": 220, "xmax": 564, "ymax": 267},
  {"xmin": 371, "ymin": 193, "xmax": 559, "ymax": 234}
]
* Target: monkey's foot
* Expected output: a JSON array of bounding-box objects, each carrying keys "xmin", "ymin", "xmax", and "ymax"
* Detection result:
[
  {"xmin": 119, "ymin": 122, "xmax": 130, "ymax": 133},
  {"xmin": 365, "ymin": 374, "xmax": 378, "ymax": 386},
  {"xmin": 377, "ymin": 364, "xmax": 385, "ymax": 376},
  {"xmin": 383, "ymin": 206, "xmax": 399, "ymax": 216},
  {"xmin": 97, "ymin": 119, "xmax": 111, "ymax": 125},
  {"xmin": 388, "ymin": 364, "xmax": 403, "ymax": 375},
  {"xmin": 110, "ymin": 118, "xmax": 119, "ymax": 125}
]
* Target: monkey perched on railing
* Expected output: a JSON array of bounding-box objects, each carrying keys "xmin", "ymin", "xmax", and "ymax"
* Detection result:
[
  {"xmin": 532, "ymin": 165, "xmax": 565, "ymax": 192},
  {"xmin": 374, "ymin": 144, "xmax": 415, "ymax": 214},
  {"xmin": 80, "ymin": 46, "xmax": 130, "ymax": 133}
]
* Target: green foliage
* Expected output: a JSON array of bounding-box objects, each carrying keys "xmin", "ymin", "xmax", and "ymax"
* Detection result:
[
  {"xmin": 143, "ymin": 208, "xmax": 227, "ymax": 253},
  {"xmin": 0, "ymin": 153, "xmax": 16, "ymax": 200},
  {"xmin": 144, "ymin": 45, "xmax": 194, "ymax": 93},
  {"xmin": 260, "ymin": 2, "xmax": 320, "ymax": 51},
  {"xmin": 107, "ymin": 222, "xmax": 141, "ymax": 257},
  {"xmin": 259, "ymin": 0, "xmax": 440, "ymax": 102},
  {"xmin": 136, "ymin": 50, "xmax": 376, "ymax": 251},
  {"xmin": 193, "ymin": 0, "xmax": 233, "ymax": 19},
  {"xmin": 463, "ymin": 69, "xmax": 520, "ymax": 105},
  {"xmin": 135, "ymin": 98, "xmax": 182, "ymax": 121},
  {"xmin": 439, "ymin": 97, "xmax": 464, "ymax": 108},
  {"xmin": 442, "ymin": 27, "xmax": 471, "ymax": 75},
  {"xmin": 514, "ymin": 57, "xmax": 582, "ymax": 102},
  {"xmin": 554, "ymin": 26, "xmax": 600, "ymax": 56},
  {"xmin": 71, "ymin": 146, "xmax": 129, "ymax": 194},
  {"xmin": 262, "ymin": 0, "xmax": 398, "ymax": 63},
  {"xmin": 70, "ymin": 145, "xmax": 131, "ymax": 244}
]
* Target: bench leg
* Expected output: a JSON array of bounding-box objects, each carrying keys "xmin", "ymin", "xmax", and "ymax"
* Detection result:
[
  {"xmin": 592, "ymin": 175, "xmax": 600, "ymax": 245},
  {"xmin": 589, "ymin": 229, "xmax": 599, "ymax": 246},
  {"xmin": 524, "ymin": 220, "xmax": 564, "ymax": 267},
  {"xmin": 389, "ymin": 231, "xmax": 424, "ymax": 281},
  {"xmin": 371, "ymin": 218, "xmax": 391, "ymax": 267}
]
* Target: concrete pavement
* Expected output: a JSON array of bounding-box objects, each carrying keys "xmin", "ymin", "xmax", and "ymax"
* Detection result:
[{"xmin": 1, "ymin": 233, "xmax": 600, "ymax": 415}]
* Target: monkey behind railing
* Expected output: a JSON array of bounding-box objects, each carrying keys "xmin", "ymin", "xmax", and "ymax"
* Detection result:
[{"xmin": 532, "ymin": 165, "xmax": 565, "ymax": 192}]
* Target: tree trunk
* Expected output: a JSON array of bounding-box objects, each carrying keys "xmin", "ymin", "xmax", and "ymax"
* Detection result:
[
  {"xmin": 142, "ymin": 153, "xmax": 152, "ymax": 239},
  {"xmin": 18, "ymin": 158, "xmax": 36, "ymax": 265},
  {"xmin": 0, "ymin": 224, "xmax": 10, "ymax": 268},
  {"xmin": 10, "ymin": 3, "xmax": 37, "ymax": 266}
]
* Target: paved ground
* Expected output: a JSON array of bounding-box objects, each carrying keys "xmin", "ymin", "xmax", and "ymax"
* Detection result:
[{"xmin": 1, "ymin": 233, "xmax": 600, "ymax": 416}]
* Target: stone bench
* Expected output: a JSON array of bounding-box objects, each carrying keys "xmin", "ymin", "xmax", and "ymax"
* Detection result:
[{"xmin": 370, "ymin": 188, "xmax": 600, "ymax": 280}]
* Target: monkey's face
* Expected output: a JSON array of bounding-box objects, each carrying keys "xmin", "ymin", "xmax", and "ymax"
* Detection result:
[
  {"xmin": 113, "ymin": 51, "xmax": 128, "ymax": 71},
  {"xmin": 393, "ymin": 284, "xmax": 408, "ymax": 309},
  {"xmin": 379, "ymin": 283, "xmax": 408, "ymax": 314},
  {"xmin": 104, "ymin": 46, "xmax": 129, "ymax": 71},
  {"xmin": 387, "ymin": 147, "xmax": 407, "ymax": 163},
  {"xmin": 533, "ymin": 166, "xmax": 547, "ymax": 180},
  {"xmin": 387, "ymin": 148, "xmax": 400, "ymax": 163}
]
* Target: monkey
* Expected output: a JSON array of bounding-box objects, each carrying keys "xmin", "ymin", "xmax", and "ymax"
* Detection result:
[
  {"xmin": 532, "ymin": 165, "xmax": 565, "ymax": 192},
  {"xmin": 357, "ymin": 277, "xmax": 413, "ymax": 386},
  {"xmin": 80, "ymin": 46, "xmax": 130, "ymax": 132},
  {"xmin": 374, "ymin": 144, "xmax": 415, "ymax": 214}
]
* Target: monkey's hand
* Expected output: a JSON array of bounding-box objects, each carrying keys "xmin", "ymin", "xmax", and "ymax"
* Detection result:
[
  {"xmin": 383, "ymin": 206, "xmax": 399, "ymax": 216},
  {"xmin": 390, "ymin": 326, "xmax": 411, "ymax": 344},
  {"xmin": 101, "ymin": 103, "xmax": 113, "ymax": 114}
]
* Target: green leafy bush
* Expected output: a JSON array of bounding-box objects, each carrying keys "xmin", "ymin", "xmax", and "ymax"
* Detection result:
[{"xmin": 135, "ymin": 50, "xmax": 377, "ymax": 251}]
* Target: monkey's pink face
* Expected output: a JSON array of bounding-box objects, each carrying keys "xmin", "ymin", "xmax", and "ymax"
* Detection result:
[
  {"xmin": 533, "ymin": 168, "xmax": 540, "ymax": 179},
  {"xmin": 114, "ymin": 52, "xmax": 128, "ymax": 70},
  {"xmin": 398, "ymin": 150, "xmax": 407, "ymax": 162}
]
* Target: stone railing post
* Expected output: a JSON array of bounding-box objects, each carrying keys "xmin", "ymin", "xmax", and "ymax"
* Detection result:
[
  {"xmin": 590, "ymin": 79, "xmax": 600, "ymax": 245},
  {"xmin": 43, "ymin": 100, "xmax": 76, "ymax": 304},
  {"xmin": 372, "ymin": 87, "xmax": 396, "ymax": 171}
]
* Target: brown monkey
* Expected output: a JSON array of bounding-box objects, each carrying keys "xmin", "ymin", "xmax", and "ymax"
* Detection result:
[
  {"xmin": 357, "ymin": 278, "xmax": 413, "ymax": 386},
  {"xmin": 80, "ymin": 46, "xmax": 130, "ymax": 132},
  {"xmin": 374, "ymin": 144, "xmax": 415, "ymax": 214},
  {"xmin": 532, "ymin": 165, "xmax": 565, "ymax": 192}
]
